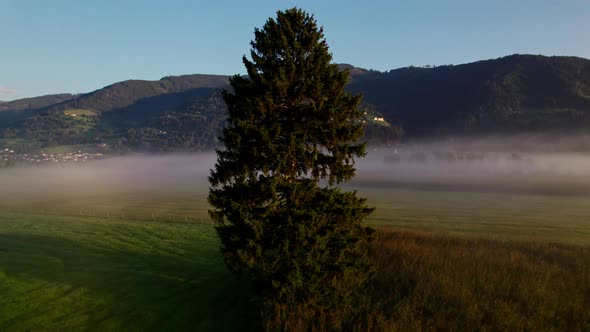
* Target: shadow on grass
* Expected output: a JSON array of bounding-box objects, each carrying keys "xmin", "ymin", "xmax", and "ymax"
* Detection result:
[{"xmin": 0, "ymin": 232, "xmax": 258, "ymax": 331}]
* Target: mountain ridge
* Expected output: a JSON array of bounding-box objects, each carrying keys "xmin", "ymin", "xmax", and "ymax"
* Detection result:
[
  {"xmin": 46, "ymin": 74, "xmax": 230, "ymax": 113},
  {"xmin": 1, "ymin": 54, "xmax": 589, "ymax": 152},
  {"xmin": 346, "ymin": 54, "xmax": 590, "ymax": 135},
  {"xmin": 0, "ymin": 93, "xmax": 77, "ymax": 112}
]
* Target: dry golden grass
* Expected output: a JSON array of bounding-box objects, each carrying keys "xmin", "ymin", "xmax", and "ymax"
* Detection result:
[{"xmin": 264, "ymin": 228, "xmax": 589, "ymax": 331}]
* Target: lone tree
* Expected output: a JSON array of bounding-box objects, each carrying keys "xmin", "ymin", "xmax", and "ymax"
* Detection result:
[{"xmin": 209, "ymin": 8, "xmax": 374, "ymax": 308}]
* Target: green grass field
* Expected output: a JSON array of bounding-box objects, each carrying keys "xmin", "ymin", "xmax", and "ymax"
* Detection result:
[
  {"xmin": 0, "ymin": 138, "xmax": 39, "ymax": 152},
  {"xmin": 362, "ymin": 187, "xmax": 590, "ymax": 245},
  {"xmin": 0, "ymin": 212, "xmax": 255, "ymax": 331},
  {"xmin": 2, "ymin": 185, "xmax": 589, "ymax": 245},
  {"xmin": 1, "ymin": 169, "xmax": 589, "ymax": 330}
]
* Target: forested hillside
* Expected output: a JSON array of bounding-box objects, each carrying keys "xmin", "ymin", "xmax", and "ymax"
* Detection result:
[
  {"xmin": 47, "ymin": 74, "xmax": 230, "ymax": 113},
  {"xmin": 347, "ymin": 54, "xmax": 590, "ymax": 135},
  {"xmin": 2, "ymin": 54, "xmax": 589, "ymax": 153}
]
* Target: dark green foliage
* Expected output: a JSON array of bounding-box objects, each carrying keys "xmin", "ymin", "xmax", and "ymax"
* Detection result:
[
  {"xmin": 360, "ymin": 103, "xmax": 404, "ymax": 144},
  {"xmin": 347, "ymin": 54, "xmax": 590, "ymax": 136},
  {"xmin": 0, "ymin": 74, "xmax": 231, "ymax": 152},
  {"xmin": 362, "ymin": 121, "xmax": 403, "ymax": 145},
  {"xmin": 22, "ymin": 111, "xmax": 98, "ymax": 146},
  {"xmin": 209, "ymin": 8, "xmax": 374, "ymax": 308},
  {"xmin": 5, "ymin": 55, "xmax": 590, "ymax": 152},
  {"xmin": 2, "ymin": 93, "xmax": 397, "ymax": 153},
  {"xmin": 123, "ymin": 93, "xmax": 227, "ymax": 151},
  {"xmin": 4, "ymin": 55, "xmax": 590, "ymax": 153}
]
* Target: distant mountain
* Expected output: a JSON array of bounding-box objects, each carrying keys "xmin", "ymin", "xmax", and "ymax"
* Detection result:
[
  {"xmin": 2, "ymin": 54, "xmax": 590, "ymax": 153},
  {"xmin": 48, "ymin": 74, "xmax": 230, "ymax": 113},
  {"xmin": 346, "ymin": 54, "xmax": 590, "ymax": 136},
  {"xmin": 0, "ymin": 93, "xmax": 76, "ymax": 112},
  {"xmin": 337, "ymin": 64, "xmax": 380, "ymax": 78},
  {"xmin": 0, "ymin": 74, "xmax": 231, "ymax": 131}
]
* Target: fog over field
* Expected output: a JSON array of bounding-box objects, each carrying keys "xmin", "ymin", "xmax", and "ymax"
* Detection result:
[
  {"xmin": 1, "ymin": 135, "xmax": 590, "ymax": 198},
  {"xmin": 353, "ymin": 135, "xmax": 590, "ymax": 195},
  {"xmin": 0, "ymin": 154, "xmax": 213, "ymax": 196}
]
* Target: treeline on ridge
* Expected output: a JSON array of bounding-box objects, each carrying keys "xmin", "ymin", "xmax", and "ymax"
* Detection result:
[
  {"xmin": 1, "ymin": 94, "xmax": 402, "ymax": 153},
  {"xmin": 2, "ymin": 54, "xmax": 590, "ymax": 153},
  {"xmin": 347, "ymin": 54, "xmax": 590, "ymax": 136}
]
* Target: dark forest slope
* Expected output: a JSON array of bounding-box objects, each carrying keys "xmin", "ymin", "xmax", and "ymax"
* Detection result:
[
  {"xmin": 2, "ymin": 55, "xmax": 590, "ymax": 152},
  {"xmin": 347, "ymin": 54, "xmax": 590, "ymax": 135}
]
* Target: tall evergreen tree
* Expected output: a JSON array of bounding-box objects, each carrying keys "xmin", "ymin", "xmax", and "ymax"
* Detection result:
[{"xmin": 209, "ymin": 8, "xmax": 374, "ymax": 307}]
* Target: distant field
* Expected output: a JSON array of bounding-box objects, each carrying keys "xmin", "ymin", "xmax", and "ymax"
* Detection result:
[
  {"xmin": 41, "ymin": 144, "xmax": 94, "ymax": 153},
  {"xmin": 359, "ymin": 187, "xmax": 590, "ymax": 245},
  {"xmin": 0, "ymin": 140, "xmax": 97, "ymax": 154},
  {"xmin": 0, "ymin": 138, "xmax": 38, "ymax": 151},
  {"xmin": 0, "ymin": 138, "xmax": 30, "ymax": 146},
  {"xmin": 1, "ymin": 185, "xmax": 588, "ymax": 245},
  {"xmin": 63, "ymin": 109, "xmax": 98, "ymax": 116}
]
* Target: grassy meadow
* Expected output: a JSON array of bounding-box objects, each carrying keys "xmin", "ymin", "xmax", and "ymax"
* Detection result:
[
  {"xmin": 0, "ymin": 154, "xmax": 589, "ymax": 330},
  {"xmin": 267, "ymin": 229, "xmax": 589, "ymax": 331},
  {"xmin": 2, "ymin": 184, "xmax": 589, "ymax": 245},
  {"xmin": 0, "ymin": 212, "xmax": 256, "ymax": 331}
]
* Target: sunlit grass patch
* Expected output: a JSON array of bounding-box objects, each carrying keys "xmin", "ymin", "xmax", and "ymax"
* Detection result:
[
  {"xmin": 0, "ymin": 212, "xmax": 255, "ymax": 331},
  {"xmin": 63, "ymin": 109, "xmax": 98, "ymax": 117}
]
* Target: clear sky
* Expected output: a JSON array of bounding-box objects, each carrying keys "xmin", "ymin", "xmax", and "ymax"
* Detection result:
[{"xmin": 1, "ymin": 0, "xmax": 589, "ymax": 101}]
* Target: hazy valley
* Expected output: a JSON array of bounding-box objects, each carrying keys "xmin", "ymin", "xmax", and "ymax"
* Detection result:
[
  {"xmin": 2, "ymin": 54, "xmax": 590, "ymax": 156},
  {"xmin": 1, "ymin": 54, "xmax": 589, "ymax": 331}
]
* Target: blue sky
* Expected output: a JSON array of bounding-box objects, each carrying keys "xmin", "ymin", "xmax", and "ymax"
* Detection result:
[{"xmin": 1, "ymin": 0, "xmax": 589, "ymax": 101}]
